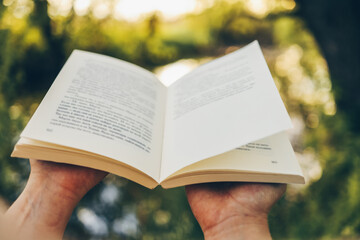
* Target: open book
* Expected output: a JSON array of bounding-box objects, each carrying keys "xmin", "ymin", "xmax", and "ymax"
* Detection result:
[{"xmin": 11, "ymin": 41, "xmax": 304, "ymax": 189}]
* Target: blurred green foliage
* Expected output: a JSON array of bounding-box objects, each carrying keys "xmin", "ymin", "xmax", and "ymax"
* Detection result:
[{"xmin": 0, "ymin": 0, "xmax": 359, "ymax": 239}]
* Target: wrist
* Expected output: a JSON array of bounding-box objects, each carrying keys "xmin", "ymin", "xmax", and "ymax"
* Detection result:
[
  {"xmin": 5, "ymin": 174, "xmax": 80, "ymax": 239},
  {"xmin": 203, "ymin": 215, "xmax": 271, "ymax": 240}
]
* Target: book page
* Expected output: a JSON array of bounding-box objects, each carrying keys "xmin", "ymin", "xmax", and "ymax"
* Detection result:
[
  {"xmin": 168, "ymin": 132, "xmax": 303, "ymax": 179},
  {"xmin": 161, "ymin": 41, "xmax": 293, "ymax": 180},
  {"xmin": 21, "ymin": 50, "xmax": 166, "ymax": 181}
]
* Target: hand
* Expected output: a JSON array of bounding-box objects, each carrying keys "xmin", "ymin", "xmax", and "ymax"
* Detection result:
[
  {"xmin": 4, "ymin": 159, "xmax": 107, "ymax": 240},
  {"xmin": 186, "ymin": 182, "xmax": 286, "ymax": 240},
  {"xmin": 29, "ymin": 159, "xmax": 107, "ymax": 201}
]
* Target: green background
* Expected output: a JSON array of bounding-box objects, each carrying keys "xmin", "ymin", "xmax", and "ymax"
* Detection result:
[{"xmin": 0, "ymin": 0, "xmax": 359, "ymax": 239}]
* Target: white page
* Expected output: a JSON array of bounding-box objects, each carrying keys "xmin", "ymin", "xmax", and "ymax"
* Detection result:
[
  {"xmin": 21, "ymin": 50, "xmax": 167, "ymax": 181},
  {"xmin": 161, "ymin": 41, "xmax": 293, "ymax": 181},
  {"xmin": 171, "ymin": 132, "xmax": 303, "ymax": 177}
]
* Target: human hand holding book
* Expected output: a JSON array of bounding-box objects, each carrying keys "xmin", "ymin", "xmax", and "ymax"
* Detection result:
[
  {"xmin": 3, "ymin": 160, "xmax": 283, "ymax": 239},
  {"xmin": 3, "ymin": 160, "xmax": 107, "ymax": 240}
]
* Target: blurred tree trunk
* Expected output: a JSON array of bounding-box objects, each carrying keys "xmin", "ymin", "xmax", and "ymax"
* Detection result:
[
  {"xmin": 23, "ymin": 1, "xmax": 66, "ymax": 94},
  {"xmin": 296, "ymin": 0, "xmax": 360, "ymax": 132}
]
